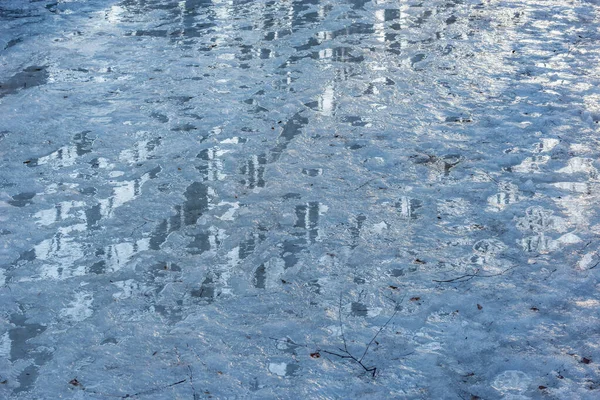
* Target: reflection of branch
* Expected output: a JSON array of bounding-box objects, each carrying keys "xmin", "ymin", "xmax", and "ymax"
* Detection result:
[
  {"xmin": 338, "ymin": 293, "xmax": 348, "ymax": 354},
  {"xmin": 188, "ymin": 366, "xmax": 197, "ymax": 400},
  {"xmin": 320, "ymin": 348, "xmax": 377, "ymax": 376},
  {"xmin": 354, "ymin": 178, "xmax": 375, "ymax": 191},
  {"xmin": 81, "ymin": 379, "xmax": 188, "ymax": 398},
  {"xmin": 359, "ymin": 303, "xmax": 400, "ymax": 364},
  {"xmin": 433, "ymin": 266, "xmax": 517, "ymax": 283},
  {"xmin": 319, "ymin": 293, "xmax": 402, "ymax": 377},
  {"xmin": 267, "ymin": 294, "xmax": 403, "ymax": 377},
  {"xmin": 121, "ymin": 379, "xmax": 187, "ymax": 398}
]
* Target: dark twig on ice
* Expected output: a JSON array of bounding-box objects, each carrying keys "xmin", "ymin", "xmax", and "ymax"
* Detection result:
[
  {"xmin": 319, "ymin": 293, "xmax": 402, "ymax": 377},
  {"xmin": 433, "ymin": 266, "xmax": 517, "ymax": 283},
  {"xmin": 121, "ymin": 379, "xmax": 187, "ymax": 398},
  {"xmin": 354, "ymin": 178, "xmax": 375, "ymax": 191},
  {"xmin": 79, "ymin": 378, "xmax": 188, "ymax": 398},
  {"xmin": 188, "ymin": 365, "xmax": 198, "ymax": 400}
]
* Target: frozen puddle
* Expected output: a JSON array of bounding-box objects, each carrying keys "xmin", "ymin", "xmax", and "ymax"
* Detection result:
[{"xmin": 1, "ymin": 0, "xmax": 600, "ymax": 398}]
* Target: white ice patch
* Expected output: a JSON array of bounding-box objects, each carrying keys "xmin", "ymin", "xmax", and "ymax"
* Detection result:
[
  {"xmin": 576, "ymin": 252, "xmax": 598, "ymax": 271},
  {"xmin": 35, "ymin": 145, "xmax": 80, "ymax": 168},
  {"xmin": 368, "ymin": 221, "xmax": 388, "ymax": 235},
  {"xmin": 94, "ymin": 157, "xmax": 113, "ymax": 169},
  {"xmin": 39, "ymin": 264, "xmax": 87, "ymax": 281},
  {"xmin": 492, "ymin": 370, "xmax": 532, "ymax": 394},
  {"xmin": 319, "ymin": 83, "xmax": 335, "ymax": 116},
  {"xmin": 575, "ymin": 299, "xmax": 600, "ymax": 308},
  {"xmin": 268, "ymin": 362, "xmax": 288, "ymax": 376},
  {"xmin": 554, "ymin": 232, "xmax": 581, "ymax": 246},
  {"xmin": 34, "ymin": 201, "xmax": 86, "ymax": 226},
  {"xmin": 551, "ymin": 182, "xmax": 592, "ymax": 193},
  {"xmin": 60, "ymin": 291, "xmax": 94, "ymax": 322},
  {"xmin": 557, "ymin": 157, "xmax": 597, "ymax": 175},
  {"xmin": 220, "ymin": 137, "xmax": 242, "ymax": 144},
  {"xmin": 35, "ymin": 208, "xmax": 60, "ymax": 226},
  {"xmin": 106, "ymin": 5, "xmax": 126, "ymax": 24},
  {"xmin": 35, "ymin": 227, "xmax": 86, "ymax": 264},
  {"xmin": 519, "ymin": 232, "xmax": 580, "ymax": 254},
  {"xmin": 0, "ymin": 332, "xmax": 11, "ymax": 359},
  {"xmin": 217, "ymin": 201, "xmax": 239, "ymax": 221},
  {"xmin": 570, "ymin": 143, "xmax": 593, "ymax": 153},
  {"xmin": 100, "ymin": 172, "xmax": 151, "ymax": 219},
  {"xmin": 102, "ymin": 238, "xmax": 150, "ymax": 273},
  {"xmin": 512, "ymin": 155, "xmax": 549, "ymax": 174},
  {"xmin": 515, "ymin": 207, "xmax": 568, "ymax": 233},
  {"xmin": 532, "ymin": 138, "xmax": 559, "ymax": 153}
]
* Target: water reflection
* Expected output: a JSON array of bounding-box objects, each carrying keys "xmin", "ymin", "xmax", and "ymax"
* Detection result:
[
  {"xmin": 34, "ymin": 201, "xmax": 86, "ymax": 226},
  {"xmin": 26, "ymin": 131, "xmax": 94, "ymax": 169},
  {"xmin": 515, "ymin": 206, "xmax": 576, "ymax": 253},
  {"xmin": 99, "ymin": 168, "xmax": 159, "ymax": 219},
  {"xmin": 487, "ymin": 182, "xmax": 522, "ymax": 210},
  {"xmin": 187, "ymin": 226, "xmax": 225, "ymax": 255},
  {"xmin": 240, "ymin": 154, "xmax": 267, "ymax": 189},
  {"xmin": 396, "ymin": 196, "xmax": 422, "ymax": 219},
  {"xmin": 0, "ymin": 66, "xmax": 48, "ymax": 98},
  {"xmin": 4, "ymin": 0, "xmax": 600, "ymax": 396},
  {"xmin": 198, "ymin": 147, "xmax": 229, "ymax": 182}
]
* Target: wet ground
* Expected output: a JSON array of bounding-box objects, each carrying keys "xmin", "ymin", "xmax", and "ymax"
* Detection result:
[{"xmin": 1, "ymin": 0, "xmax": 600, "ymax": 398}]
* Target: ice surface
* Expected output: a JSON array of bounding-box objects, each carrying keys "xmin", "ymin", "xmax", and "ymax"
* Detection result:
[{"xmin": 1, "ymin": 0, "xmax": 600, "ymax": 398}]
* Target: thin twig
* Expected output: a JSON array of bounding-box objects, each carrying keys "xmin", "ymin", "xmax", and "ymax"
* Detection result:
[
  {"xmin": 354, "ymin": 179, "xmax": 375, "ymax": 191},
  {"xmin": 84, "ymin": 379, "xmax": 188, "ymax": 399},
  {"xmin": 433, "ymin": 266, "xmax": 517, "ymax": 283},
  {"xmin": 320, "ymin": 349, "xmax": 377, "ymax": 376},
  {"xmin": 338, "ymin": 292, "xmax": 348, "ymax": 353},
  {"xmin": 188, "ymin": 365, "xmax": 197, "ymax": 400},
  {"xmin": 124, "ymin": 379, "xmax": 187, "ymax": 398},
  {"xmin": 359, "ymin": 306, "xmax": 400, "ymax": 363},
  {"xmin": 319, "ymin": 292, "xmax": 402, "ymax": 377}
]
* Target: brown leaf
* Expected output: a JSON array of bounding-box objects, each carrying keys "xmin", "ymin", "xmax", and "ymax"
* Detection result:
[
  {"xmin": 414, "ymin": 259, "xmax": 426, "ymax": 264},
  {"xmin": 410, "ymin": 297, "xmax": 421, "ymax": 302},
  {"xmin": 539, "ymin": 386, "xmax": 547, "ymax": 390},
  {"xmin": 69, "ymin": 379, "xmax": 81, "ymax": 387},
  {"xmin": 582, "ymin": 357, "xmax": 592, "ymax": 364},
  {"xmin": 310, "ymin": 352, "xmax": 321, "ymax": 359},
  {"xmin": 530, "ymin": 307, "xmax": 539, "ymax": 312},
  {"xmin": 477, "ymin": 304, "xmax": 483, "ymax": 310},
  {"xmin": 389, "ymin": 285, "xmax": 398, "ymax": 290}
]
